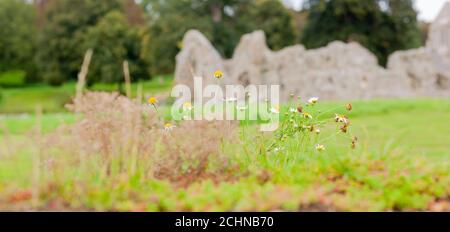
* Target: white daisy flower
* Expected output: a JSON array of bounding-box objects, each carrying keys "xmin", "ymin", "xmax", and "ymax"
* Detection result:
[
  {"xmin": 164, "ymin": 123, "xmax": 175, "ymax": 131},
  {"xmin": 308, "ymin": 97, "xmax": 319, "ymax": 104},
  {"xmin": 315, "ymin": 144, "xmax": 325, "ymax": 152},
  {"xmin": 182, "ymin": 102, "xmax": 193, "ymax": 111}
]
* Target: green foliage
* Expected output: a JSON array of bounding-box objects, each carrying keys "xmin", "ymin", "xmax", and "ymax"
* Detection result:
[
  {"xmin": 0, "ymin": 70, "xmax": 27, "ymax": 87},
  {"xmin": 301, "ymin": 0, "xmax": 422, "ymax": 66},
  {"xmin": 141, "ymin": 0, "xmax": 212, "ymax": 75},
  {"xmin": 247, "ymin": 0, "xmax": 298, "ymax": 51},
  {"xmin": 0, "ymin": 0, "xmax": 36, "ymax": 80},
  {"xmin": 0, "ymin": 84, "xmax": 73, "ymax": 114},
  {"xmin": 383, "ymin": 0, "xmax": 422, "ymax": 49},
  {"xmin": 84, "ymin": 11, "xmax": 148, "ymax": 85},
  {"xmin": 36, "ymin": 0, "xmax": 142, "ymax": 85},
  {"xmin": 0, "ymin": 0, "xmax": 426, "ymax": 85},
  {"xmin": 1, "ymin": 99, "xmax": 449, "ymax": 211},
  {"xmin": 141, "ymin": 0, "xmax": 297, "ymax": 75}
]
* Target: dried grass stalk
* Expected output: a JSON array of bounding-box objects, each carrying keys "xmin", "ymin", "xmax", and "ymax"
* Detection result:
[
  {"xmin": 123, "ymin": 60, "xmax": 132, "ymax": 98},
  {"xmin": 47, "ymin": 91, "xmax": 239, "ymax": 184},
  {"xmin": 75, "ymin": 49, "xmax": 93, "ymax": 110},
  {"xmin": 32, "ymin": 104, "xmax": 42, "ymax": 207}
]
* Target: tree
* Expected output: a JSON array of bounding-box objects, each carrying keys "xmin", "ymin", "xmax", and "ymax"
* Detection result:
[
  {"xmin": 0, "ymin": 0, "xmax": 36, "ymax": 79},
  {"xmin": 141, "ymin": 0, "xmax": 297, "ymax": 75},
  {"xmin": 246, "ymin": 0, "xmax": 298, "ymax": 51},
  {"xmin": 141, "ymin": 0, "xmax": 213, "ymax": 75},
  {"xmin": 83, "ymin": 11, "xmax": 148, "ymax": 87},
  {"xmin": 301, "ymin": 0, "xmax": 422, "ymax": 66},
  {"xmin": 383, "ymin": 0, "xmax": 423, "ymax": 47},
  {"xmin": 35, "ymin": 0, "xmax": 125, "ymax": 85}
]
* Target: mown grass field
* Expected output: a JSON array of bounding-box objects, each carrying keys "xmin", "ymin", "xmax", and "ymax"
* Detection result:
[
  {"xmin": 0, "ymin": 75, "xmax": 173, "ymax": 114},
  {"xmin": 0, "ymin": 94, "xmax": 449, "ymax": 211}
]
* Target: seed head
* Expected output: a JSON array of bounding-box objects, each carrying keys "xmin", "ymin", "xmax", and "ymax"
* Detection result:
[
  {"xmin": 346, "ymin": 103, "xmax": 352, "ymax": 111},
  {"xmin": 340, "ymin": 124, "xmax": 348, "ymax": 133},
  {"xmin": 334, "ymin": 114, "xmax": 349, "ymax": 125},
  {"xmin": 351, "ymin": 136, "xmax": 358, "ymax": 149}
]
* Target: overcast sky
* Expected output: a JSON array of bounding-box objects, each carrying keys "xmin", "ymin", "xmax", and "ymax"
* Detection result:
[{"xmin": 282, "ymin": 0, "xmax": 449, "ymax": 22}]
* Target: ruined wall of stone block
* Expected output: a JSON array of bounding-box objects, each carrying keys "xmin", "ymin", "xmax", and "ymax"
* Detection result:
[{"xmin": 174, "ymin": 3, "xmax": 450, "ymax": 101}]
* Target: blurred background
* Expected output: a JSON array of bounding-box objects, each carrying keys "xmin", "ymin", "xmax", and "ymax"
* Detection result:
[{"xmin": 0, "ymin": 0, "xmax": 447, "ymax": 113}]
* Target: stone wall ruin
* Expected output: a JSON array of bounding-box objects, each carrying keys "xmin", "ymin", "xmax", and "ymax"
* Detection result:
[{"xmin": 174, "ymin": 3, "xmax": 450, "ymax": 102}]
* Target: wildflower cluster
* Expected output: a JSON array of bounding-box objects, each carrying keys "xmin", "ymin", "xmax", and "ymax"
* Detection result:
[
  {"xmin": 61, "ymin": 92, "xmax": 236, "ymax": 184},
  {"xmin": 147, "ymin": 95, "xmax": 177, "ymax": 131},
  {"xmin": 268, "ymin": 96, "xmax": 357, "ymax": 155}
]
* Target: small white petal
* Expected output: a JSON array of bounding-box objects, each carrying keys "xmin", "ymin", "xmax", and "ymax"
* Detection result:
[{"xmin": 308, "ymin": 97, "xmax": 319, "ymax": 104}]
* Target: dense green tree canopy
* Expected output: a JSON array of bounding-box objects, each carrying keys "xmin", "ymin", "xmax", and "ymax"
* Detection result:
[
  {"xmin": 84, "ymin": 11, "xmax": 147, "ymax": 85},
  {"xmin": 301, "ymin": 0, "xmax": 422, "ymax": 66},
  {"xmin": 382, "ymin": 0, "xmax": 422, "ymax": 50},
  {"xmin": 0, "ymin": 0, "xmax": 426, "ymax": 85},
  {"xmin": 140, "ymin": 0, "xmax": 213, "ymax": 75},
  {"xmin": 0, "ymin": 0, "xmax": 36, "ymax": 75},
  {"xmin": 141, "ymin": 0, "xmax": 298, "ymax": 75},
  {"xmin": 36, "ymin": 0, "xmax": 124, "ymax": 85},
  {"xmin": 247, "ymin": 0, "xmax": 298, "ymax": 51}
]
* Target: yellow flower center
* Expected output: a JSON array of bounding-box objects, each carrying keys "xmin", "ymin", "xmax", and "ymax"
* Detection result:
[
  {"xmin": 183, "ymin": 102, "xmax": 192, "ymax": 109},
  {"xmin": 214, "ymin": 70, "xmax": 223, "ymax": 79},
  {"xmin": 302, "ymin": 112, "xmax": 312, "ymax": 119},
  {"xmin": 148, "ymin": 97, "xmax": 157, "ymax": 105}
]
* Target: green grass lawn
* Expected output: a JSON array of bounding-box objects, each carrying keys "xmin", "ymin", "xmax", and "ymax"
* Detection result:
[
  {"xmin": 305, "ymin": 99, "xmax": 450, "ymax": 160},
  {"xmin": 0, "ymin": 75, "xmax": 173, "ymax": 114},
  {"xmin": 0, "ymin": 98, "xmax": 448, "ymax": 211}
]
